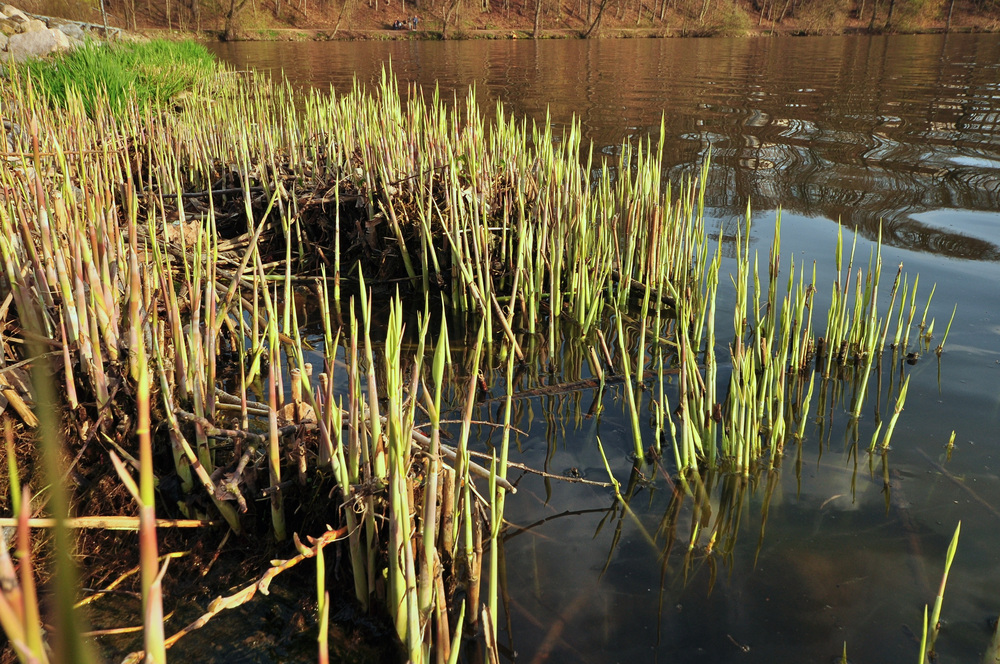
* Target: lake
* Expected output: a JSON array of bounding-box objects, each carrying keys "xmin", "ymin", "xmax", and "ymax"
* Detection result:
[{"xmin": 209, "ymin": 34, "xmax": 1000, "ymax": 663}]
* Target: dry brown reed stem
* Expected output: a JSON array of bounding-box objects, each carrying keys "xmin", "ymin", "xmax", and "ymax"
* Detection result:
[
  {"xmin": 467, "ymin": 506, "xmax": 484, "ymax": 628},
  {"xmin": 13, "ymin": 489, "xmax": 45, "ymax": 663},
  {"xmin": 175, "ymin": 409, "xmax": 311, "ymax": 443},
  {"xmin": 0, "ymin": 517, "xmax": 217, "ymax": 529},
  {"xmin": 0, "ymin": 379, "xmax": 38, "ymax": 428},
  {"xmin": 216, "ymin": 387, "xmax": 269, "ymax": 411},
  {"xmin": 266, "ymin": 343, "xmax": 286, "ymax": 541}
]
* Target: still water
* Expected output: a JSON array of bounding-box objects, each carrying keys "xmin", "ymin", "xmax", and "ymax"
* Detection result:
[{"xmin": 209, "ymin": 35, "xmax": 1000, "ymax": 663}]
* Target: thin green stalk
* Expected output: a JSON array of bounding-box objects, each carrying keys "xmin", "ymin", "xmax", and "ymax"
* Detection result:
[{"xmin": 928, "ymin": 521, "xmax": 961, "ymax": 658}]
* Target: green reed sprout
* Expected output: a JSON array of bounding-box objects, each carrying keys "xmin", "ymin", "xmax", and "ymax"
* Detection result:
[{"xmin": 928, "ymin": 521, "xmax": 961, "ymax": 659}]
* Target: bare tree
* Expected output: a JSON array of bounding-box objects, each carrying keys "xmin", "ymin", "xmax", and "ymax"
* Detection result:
[
  {"xmin": 442, "ymin": 0, "xmax": 461, "ymax": 37},
  {"xmin": 120, "ymin": 0, "xmax": 136, "ymax": 30},
  {"xmin": 868, "ymin": 0, "xmax": 880, "ymax": 30},
  {"xmin": 776, "ymin": 0, "xmax": 793, "ymax": 22},
  {"xmin": 533, "ymin": 0, "xmax": 541, "ymax": 36},
  {"xmin": 224, "ymin": 0, "xmax": 252, "ymax": 39},
  {"xmin": 584, "ymin": 0, "xmax": 609, "ymax": 35},
  {"xmin": 331, "ymin": 0, "xmax": 354, "ymax": 36},
  {"xmin": 884, "ymin": 0, "xmax": 896, "ymax": 29}
]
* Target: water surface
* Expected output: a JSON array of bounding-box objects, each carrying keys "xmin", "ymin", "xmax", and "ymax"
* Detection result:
[
  {"xmin": 210, "ymin": 34, "xmax": 1000, "ymax": 258},
  {"xmin": 210, "ymin": 35, "xmax": 1000, "ymax": 664}
]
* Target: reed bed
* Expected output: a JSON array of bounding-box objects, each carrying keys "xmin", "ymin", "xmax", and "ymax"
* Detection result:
[{"xmin": 0, "ymin": 54, "xmax": 951, "ymax": 662}]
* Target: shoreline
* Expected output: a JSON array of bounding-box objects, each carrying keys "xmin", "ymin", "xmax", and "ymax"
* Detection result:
[{"xmin": 143, "ymin": 23, "xmax": 1000, "ymax": 41}]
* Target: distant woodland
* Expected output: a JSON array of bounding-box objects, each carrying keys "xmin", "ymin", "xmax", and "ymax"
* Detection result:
[{"xmin": 15, "ymin": 0, "xmax": 1000, "ymax": 41}]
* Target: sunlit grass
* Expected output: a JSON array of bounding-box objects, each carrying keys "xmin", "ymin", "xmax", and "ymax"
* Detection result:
[{"xmin": 20, "ymin": 39, "xmax": 217, "ymax": 115}]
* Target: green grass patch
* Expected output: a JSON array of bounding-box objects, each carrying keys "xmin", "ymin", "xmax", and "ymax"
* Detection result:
[{"xmin": 21, "ymin": 39, "xmax": 218, "ymax": 116}]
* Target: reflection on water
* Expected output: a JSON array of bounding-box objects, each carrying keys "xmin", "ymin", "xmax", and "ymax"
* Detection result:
[
  {"xmin": 209, "ymin": 33, "xmax": 1000, "ymax": 260},
  {"xmin": 465, "ymin": 313, "xmax": 993, "ymax": 664},
  {"xmin": 207, "ymin": 35, "xmax": 1000, "ymax": 664}
]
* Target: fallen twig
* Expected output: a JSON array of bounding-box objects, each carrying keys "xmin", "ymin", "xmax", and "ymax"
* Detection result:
[
  {"xmin": 121, "ymin": 526, "xmax": 348, "ymax": 662},
  {"xmin": 465, "ymin": 449, "xmax": 612, "ymax": 489}
]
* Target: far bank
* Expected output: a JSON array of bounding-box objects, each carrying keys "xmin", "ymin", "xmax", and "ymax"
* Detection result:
[{"xmin": 13, "ymin": 0, "xmax": 1000, "ymax": 42}]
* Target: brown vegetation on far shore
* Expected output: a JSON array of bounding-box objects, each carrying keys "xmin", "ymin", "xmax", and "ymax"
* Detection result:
[{"xmin": 12, "ymin": 0, "xmax": 1000, "ymax": 40}]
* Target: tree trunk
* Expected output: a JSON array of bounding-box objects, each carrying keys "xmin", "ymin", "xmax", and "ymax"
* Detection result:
[
  {"xmin": 945, "ymin": 0, "xmax": 955, "ymax": 30},
  {"xmin": 118, "ymin": 0, "xmax": 131, "ymax": 30},
  {"xmin": 224, "ymin": 0, "xmax": 250, "ymax": 39},
  {"xmin": 331, "ymin": 0, "xmax": 352, "ymax": 36},
  {"xmin": 698, "ymin": 0, "xmax": 710, "ymax": 21},
  {"xmin": 868, "ymin": 0, "xmax": 879, "ymax": 30},
  {"xmin": 583, "ymin": 0, "xmax": 609, "ymax": 36},
  {"xmin": 533, "ymin": 0, "xmax": 542, "ymax": 37},
  {"xmin": 776, "ymin": 0, "xmax": 792, "ymax": 23},
  {"xmin": 442, "ymin": 0, "xmax": 460, "ymax": 38},
  {"xmin": 884, "ymin": 0, "xmax": 895, "ymax": 29}
]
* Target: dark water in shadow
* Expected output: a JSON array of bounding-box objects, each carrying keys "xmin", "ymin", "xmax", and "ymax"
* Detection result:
[{"xmin": 207, "ymin": 35, "xmax": 1000, "ymax": 664}]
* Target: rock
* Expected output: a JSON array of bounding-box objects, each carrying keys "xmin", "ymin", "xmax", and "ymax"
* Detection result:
[
  {"xmin": 48, "ymin": 26, "xmax": 69, "ymax": 48},
  {"xmin": 6, "ymin": 27, "xmax": 67, "ymax": 60},
  {"xmin": 2, "ymin": 121, "xmax": 21, "ymax": 155},
  {"xmin": 0, "ymin": 5, "xmax": 26, "ymax": 21},
  {"xmin": 113, "ymin": 29, "xmax": 143, "ymax": 43},
  {"xmin": 22, "ymin": 17, "xmax": 47, "ymax": 33},
  {"xmin": 48, "ymin": 18, "xmax": 85, "ymax": 41},
  {"xmin": 5, "ymin": 12, "xmax": 26, "ymax": 29},
  {"xmin": 0, "ymin": 17, "xmax": 17, "ymax": 36},
  {"xmin": 0, "ymin": 3, "xmax": 133, "ymax": 61}
]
